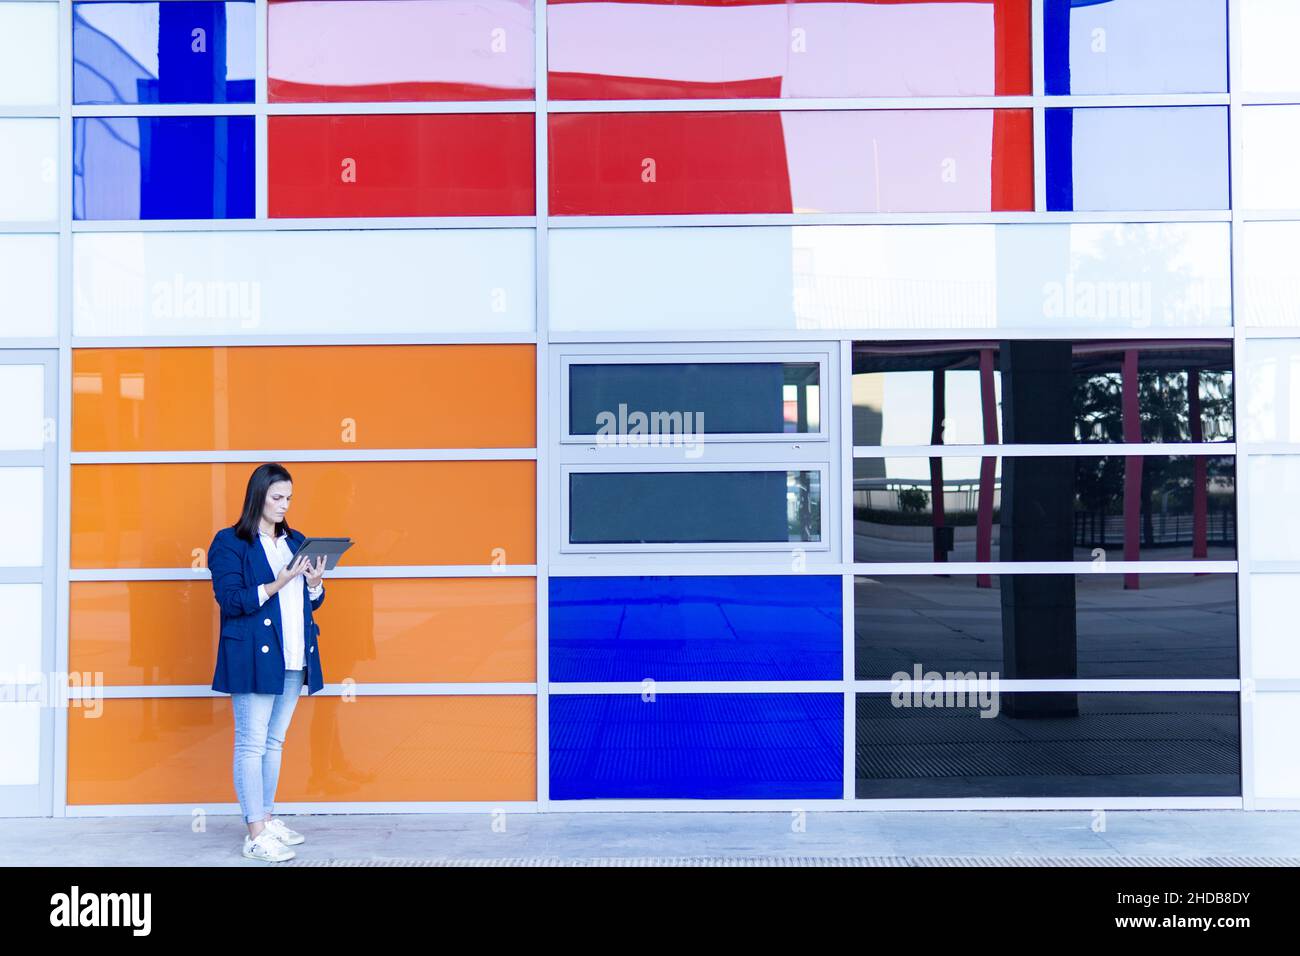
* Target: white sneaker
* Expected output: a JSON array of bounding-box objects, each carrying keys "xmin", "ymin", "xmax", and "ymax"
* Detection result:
[
  {"xmin": 263, "ymin": 817, "xmax": 305, "ymax": 846},
  {"xmin": 242, "ymin": 830, "xmax": 295, "ymax": 862}
]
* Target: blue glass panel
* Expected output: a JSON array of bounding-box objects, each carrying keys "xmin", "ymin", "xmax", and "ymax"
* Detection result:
[
  {"xmin": 1045, "ymin": 106, "xmax": 1229, "ymax": 211},
  {"xmin": 74, "ymin": 1, "xmax": 255, "ymax": 104},
  {"xmin": 550, "ymin": 693, "xmax": 843, "ymax": 799},
  {"xmin": 550, "ymin": 575, "xmax": 842, "ymax": 682},
  {"xmin": 73, "ymin": 116, "xmax": 255, "ymax": 220},
  {"xmin": 1044, "ymin": 0, "xmax": 1227, "ymax": 95}
]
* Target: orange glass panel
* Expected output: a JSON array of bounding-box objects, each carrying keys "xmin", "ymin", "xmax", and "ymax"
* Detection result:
[
  {"xmin": 70, "ymin": 581, "xmax": 220, "ymax": 685},
  {"xmin": 71, "ymin": 460, "xmax": 536, "ymax": 568},
  {"xmin": 72, "ymin": 344, "xmax": 536, "ymax": 451},
  {"xmin": 72, "ymin": 577, "xmax": 536, "ymax": 685},
  {"xmin": 67, "ymin": 695, "xmax": 536, "ymax": 804}
]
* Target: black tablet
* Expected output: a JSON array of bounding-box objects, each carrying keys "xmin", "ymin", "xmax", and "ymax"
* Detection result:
[{"xmin": 289, "ymin": 536, "xmax": 353, "ymax": 571}]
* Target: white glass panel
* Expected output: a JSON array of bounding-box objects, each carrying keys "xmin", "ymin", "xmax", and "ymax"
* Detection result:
[
  {"xmin": 1242, "ymin": 222, "xmax": 1300, "ymax": 327},
  {"xmin": 1253, "ymin": 692, "xmax": 1300, "ymax": 799},
  {"xmin": 1248, "ymin": 456, "xmax": 1300, "ymax": 561},
  {"xmin": 1067, "ymin": 107, "xmax": 1229, "ymax": 211},
  {"xmin": 0, "ymin": 702, "xmax": 40, "ymax": 786},
  {"xmin": 1243, "ymin": 340, "xmax": 1300, "ymax": 442},
  {"xmin": 550, "ymin": 223, "xmax": 1231, "ymax": 332},
  {"xmin": 1062, "ymin": 0, "xmax": 1226, "ymax": 94},
  {"xmin": 73, "ymin": 229, "xmax": 535, "ymax": 336},
  {"xmin": 1250, "ymin": 575, "xmax": 1300, "ymax": 679},
  {"xmin": 0, "ymin": 2, "xmax": 58, "ymax": 106},
  {"xmin": 0, "ymin": 234, "xmax": 57, "ymax": 338},
  {"xmin": 1242, "ymin": 106, "xmax": 1300, "ymax": 209},
  {"xmin": 0, "ymin": 365, "xmax": 44, "ymax": 451},
  {"xmin": 1241, "ymin": 0, "xmax": 1300, "ymax": 93},
  {"xmin": 0, "ymin": 119, "xmax": 58, "ymax": 222},
  {"xmin": 0, "ymin": 468, "xmax": 42, "ymax": 567},
  {"xmin": 0, "ymin": 584, "xmax": 42, "ymax": 681}
]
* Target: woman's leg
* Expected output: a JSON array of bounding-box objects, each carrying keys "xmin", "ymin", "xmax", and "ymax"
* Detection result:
[
  {"xmin": 259, "ymin": 668, "xmax": 307, "ymax": 822},
  {"xmin": 232, "ymin": 690, "xmax": 278, "ymax": 837}
]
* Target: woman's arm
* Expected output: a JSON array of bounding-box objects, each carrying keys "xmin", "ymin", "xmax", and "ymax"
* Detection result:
[{"xmin": 208, "ymin": 533, "xmax": 261, "ymax": 619}]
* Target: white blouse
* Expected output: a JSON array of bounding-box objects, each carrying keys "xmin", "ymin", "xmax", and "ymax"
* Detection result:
[{"xmin": 255, "ymin": 530, "xmax": 324, "ymax": 671}]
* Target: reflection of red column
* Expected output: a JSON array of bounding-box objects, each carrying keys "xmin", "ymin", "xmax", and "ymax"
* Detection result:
[
  {"xmin": 931, "ymin": 369, "xmax": 946, "ymax": 563},
  {"xmin": 1189, "ymin": 368, "xmax": 1209, "ymax": 560},
  {"xmin": 1123, "ymin": 349, "xmax": 1141, "ymax": 589},
  {"xmin": 976, "ymin": 348, "xmax": 998, "ymax": 587}
]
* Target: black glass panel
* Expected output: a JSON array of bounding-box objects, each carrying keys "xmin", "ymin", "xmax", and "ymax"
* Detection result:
[
  {"xmin": 570, "ymin": 361, "xmax": 820, "ymax": 435},
  {"xmin": 570, "ymin": 470, "xmax": 821, "ymax": 544},
  {"xmin": 855, "ymin": 573, "xmax": 1238, "ymax": 680},
  {"xmin": 852, "ymin": 455, "xmax": 1236, "ymax": 563},
  {"xmin": 856, "ymin": 692, "xmax": 1240, "ymax": 798},
  {"xmin": 851, "ymin": 340, "xmax": 1233, "ymax": 445}
]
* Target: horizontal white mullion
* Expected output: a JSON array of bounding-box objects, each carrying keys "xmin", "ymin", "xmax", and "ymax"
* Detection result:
[
  {"xmin": 70, "ymin": 333, "xmax": 538, "ymax": 348},
  {"xmin": 1238, "ymin": 209, "xmax": 1300, "ymax": 220},
  {"xmin": 548, "ymin": 680, "xmax": 1238, "ymax": 694},
  {"xmin": 67, "ymin": 682, "xmax": 539, "ymax": 699},
  {"xmin": 850, "ymin": 561, "xmax": 1237, "ymax": 575},
  {"xmin": 855, "ymin": 679, "xmax": 1239, "ymax": 693},
  {"xmin": 0, "ymin": 106, "xmax": 57, "ymax": 118},
  {"xmin": 853, "ymin": 443, "xmax": 1236, "ymax": 457},
  {"xmin": 1241, "ymin": 442, "xmax": 1300, "ymax": 455},
  {"xmin": 547, "ymin": 562, "xmax": 849, "ymax": 576},
  {"xmin": 264, "ymin": 100, "xmax": 537, "ymax": 116},
  {"xmin": 69, "ymin": 215, "xmax": 537, "ymax": 231},
  {"xmin": 1252, "ymin": 680, "xmax": 1300, "ymax": 691},
  {"xmin": 71, "ymin": 448, "xmax": 538, "ymax": 464},
  {"xmin": 547, "ymin": 95, "xmax": 1037, "ymax": 112},
  {"xmin": 71, "ymin": 103, "xmax": 257, "ymax": 117},
  {"xmin": 1042, "ymin": 93, "xmax": 1230, "ymax": 108},
  {"xmin": 66, "ymin": 801, "xmax": 541, "ymax": 816},
  {"xmin": 70, "ymin": 565, "xmax": 539, "ymax": 581},
  {"xmin": 0, "ymin": 338, "xmax": 60, "ymax": 349},
  {"xmin": 1241, "ymin": 561, "xmax": 1300, "ymax": 574},
  {"xmin": 1241, "ymin": 93, "xmax": 1300, "ymax": 106},
  {"xmin": 0, "ymin": 450, "xmax": 47, "ymax": 466},
  {"xmin": 0, "ymin": 221, "xmax": 58, "ymax": 232},
  {"xmin": 0, "ymin": 569, "xmax": 43, "ymax": 584},
  {"xmin": 544, "ymin": 797, "xmax": 1241, "ymax": 811},
  {"xmin": 549, "ymin": 327, "xmax": 1237, "ymax": 344},
  {"xmin": 546, "ymin": 210, "xmax": 1234, "ymax": 227},
  {"xmin": 550, "ymin": 681, "xmax": 844, "ymax": 694},
  {"xmin": 546, "ymin": 94, "xmax": 1230, "ymax": 112},
  {"xmin": 1242, "ymin": 326, "xmax": 1300, "ymax": 338}
]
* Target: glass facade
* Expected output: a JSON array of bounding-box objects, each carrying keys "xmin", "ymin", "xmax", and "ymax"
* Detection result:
[{"xmin": 5, "ymin": 0, "xmax": 1300, "ymax": 816}]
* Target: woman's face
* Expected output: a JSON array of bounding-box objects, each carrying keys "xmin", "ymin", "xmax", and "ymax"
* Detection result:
[{"xmin": 262, "ymin": 480, "xmax": 292, "ymax": 526}]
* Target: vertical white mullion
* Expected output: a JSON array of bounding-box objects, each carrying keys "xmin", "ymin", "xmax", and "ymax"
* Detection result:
[
  {"xmin": 254, "ymin": 0, "xmax": 268, "ymax": 219},
  {"xmin": 52, "ymin": 0, "xmax": 73, "ymax": 818},
  {"xmin": 1227, "ymin": 0, "xmax": 1255, "ymax": 811},
  {"xmin": 839, "ymin": 341, "xmax": 854, "ymax": 800},
  {"xmin": 1031, "ymin": 0, "xmax": 1047, "ymax": 212},
  {"xmin": 535, "ymin": 0, "xmax": 550, "ymax": 812}
]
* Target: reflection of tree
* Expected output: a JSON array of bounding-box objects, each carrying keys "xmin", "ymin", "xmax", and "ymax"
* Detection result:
[{"xmin": 1074, "ymin": 369, "xmax": 1234, "ymax": 442}]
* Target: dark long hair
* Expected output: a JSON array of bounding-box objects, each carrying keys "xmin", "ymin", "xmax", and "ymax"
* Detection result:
[{"xmin": 233, "ymin": 463, "xmax": 294, "ymax": 542}]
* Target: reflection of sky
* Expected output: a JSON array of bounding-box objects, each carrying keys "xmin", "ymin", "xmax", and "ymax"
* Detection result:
[
  {"xmin": 77, "ymin": 1, "xmax": 255, "ymax": 82},
  {"xmin": 879, "ymin": 371, "xmax": 1001, "ymax": 445}
]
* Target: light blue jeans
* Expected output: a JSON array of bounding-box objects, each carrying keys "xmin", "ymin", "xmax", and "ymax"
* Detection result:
[{"xmin": 231, "ymin": 668, "xmax": 306, "ymax": 824}]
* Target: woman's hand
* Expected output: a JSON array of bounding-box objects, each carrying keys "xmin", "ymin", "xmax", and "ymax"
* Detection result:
[
  {"xmin": 304, "ymin": 555, "xmax": 326, "ymax": 589},
  {"xmin": 273, "ymin": 555, "xmax": 312, "ymax": 591}
]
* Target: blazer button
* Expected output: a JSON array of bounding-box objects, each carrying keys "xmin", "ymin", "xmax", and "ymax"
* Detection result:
[
  {"xmin": 261, "ymin": 645, "xmax": 270, "ymax": 653},
  {"xmin": 263, "ymin": 618, "xmax": 271, "ymax": 626},
  {"xmin": 310, "ymin": 646, "xmax": 315, "ymax": 654}
]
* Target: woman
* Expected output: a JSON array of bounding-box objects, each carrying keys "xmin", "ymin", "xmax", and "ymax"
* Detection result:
[{"xmin": 209, "ymin": 462, "xmax": 328, "ymax": 862}]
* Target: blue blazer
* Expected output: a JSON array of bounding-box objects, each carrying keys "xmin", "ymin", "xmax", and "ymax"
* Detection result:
[{"xmin": 209, "ymin": 525, "xmax": 325, "ymax": 696}]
